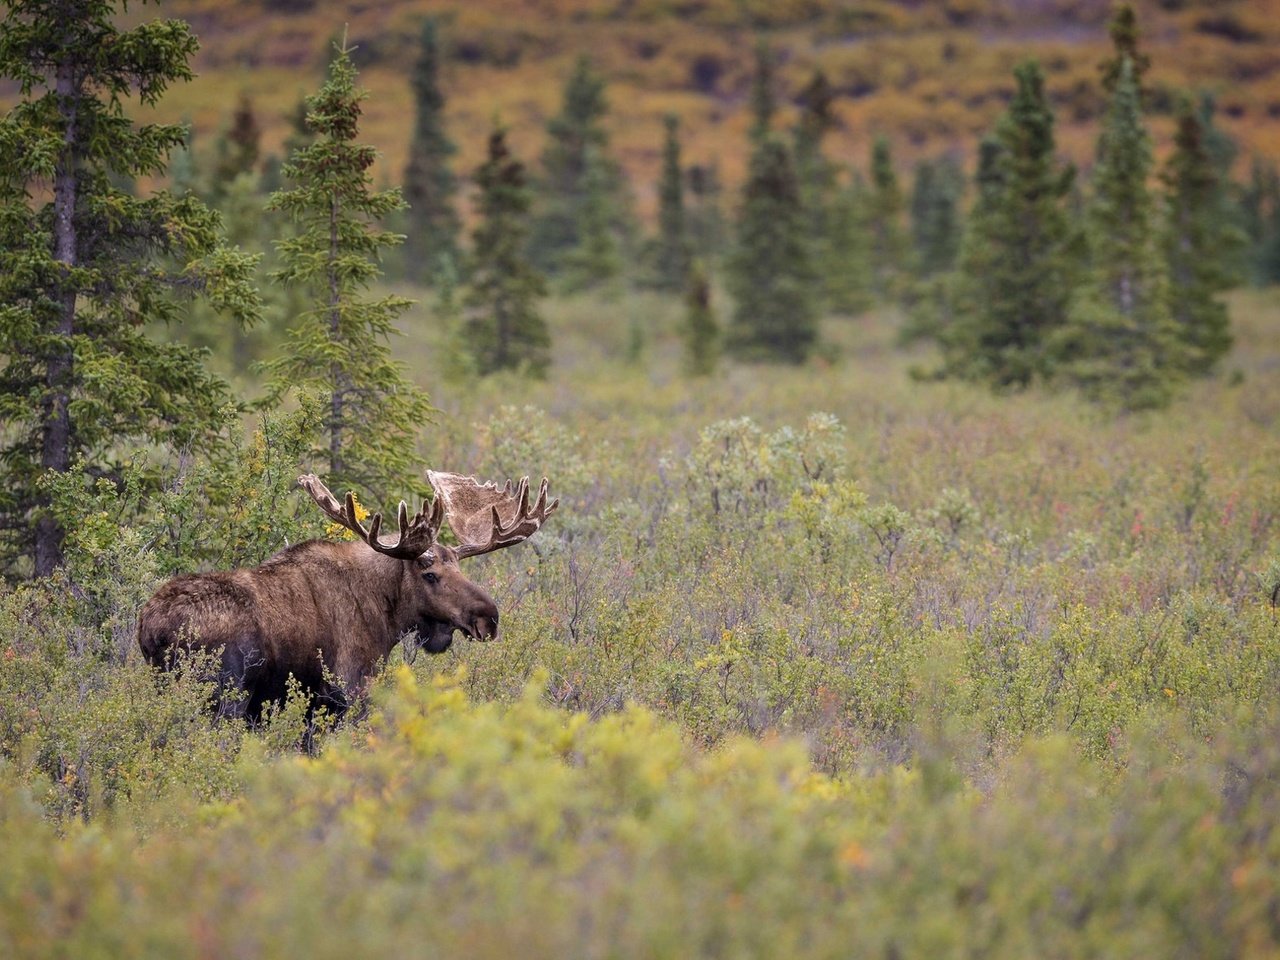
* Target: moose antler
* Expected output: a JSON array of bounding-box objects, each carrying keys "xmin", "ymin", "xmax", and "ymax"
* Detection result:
[
  {"xmin": 426, "ymin": 471, "xmax": 559, "ymax": 559},
  {"xmin": 298, "ymin": 474, "xmax": 443, "ymax": 560}
]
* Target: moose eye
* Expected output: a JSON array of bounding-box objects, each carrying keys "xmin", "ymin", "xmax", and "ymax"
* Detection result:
[{"xmin": 422, "ymin": 571, "xmax": 439, "ymax": 585}]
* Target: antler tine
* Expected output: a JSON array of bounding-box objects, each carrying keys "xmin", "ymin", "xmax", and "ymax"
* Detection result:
[{"xmin": 298, "ymin": 474, "xmax": 441, "ymax": 560}]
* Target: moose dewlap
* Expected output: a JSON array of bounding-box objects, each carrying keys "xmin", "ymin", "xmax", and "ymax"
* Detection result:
[{"xmin": 138, "ymin": 471, "xmax": 558, "ymax": 720}]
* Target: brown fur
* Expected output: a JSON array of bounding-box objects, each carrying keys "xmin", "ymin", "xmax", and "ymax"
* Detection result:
[{"xmin": 138, "ymin": 539, "xmax": 499, "ymax": 719}]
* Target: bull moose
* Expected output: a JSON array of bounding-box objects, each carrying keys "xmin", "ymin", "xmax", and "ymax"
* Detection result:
[{"xmin": 138, "ymin": 470, "xmax": 558, "ymax": 719}]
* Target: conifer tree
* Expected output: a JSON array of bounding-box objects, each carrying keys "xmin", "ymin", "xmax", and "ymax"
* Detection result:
[
  {"xmin": 0, "ymin": 0, "xmax": 261, "ymax": 575},
  {"xmin": 465, "ymin": 124, "xmax": 550, "ymax": 377},
  {"xmin": 1239, "ymin": 159, "xmax": 1279, "ymax": 284},
  {"xmin": 1161, "ymin": 96, "xmax": 1236, "ymax": 374},
  {"xmin": 1100, "ymin": 2, "xmax": 1150, "ymax": 98},
  {"xmin": 401, "ymin": 17, "xmax": 460, "ymax": 287},
  {"xmin": 942, "ymin": 62, "xmax": 1075, "ymax": 388},
  {"xmin": 212, "ymin": 93, "xmax": 262, "ymax": 197},
  {"xmin": 749, "ymin": 38, "xmax": 776, "ymax": 143},
  {"xmin": 681, "ymin": 260, "xmax": 719, "ymax": 376},
  {"xmin": 263, "ymin": 42, "xmax": 432, "ymax": 497},
  {"xmin": 912, "ymin": 139, "xmax": 1003, "ymax": 354},
  {"xmin": 727, "ymin": 138, "xmax": 818, "ymax": 363},
  {"xmin": 686, "ymin": 162, "xmax": 727, "ymax": 262},
  {"xmin": 867, "ymin": 136, "xmax": 907, "ymax": 302},
  {"xmin": 793, "ymin": 69, "xmax": 842, "ymax": 306},
  {"xmin": 530, "ymin": 56, "xmax": 628, "ymax": 285},
  {"xmin": 909, "ymin": 155, "xmax": 963, "ymax": 278},
  {"xmin": 560, "ymin": 147, "xmax": 624, "ymax": 294},
  {"xmin": 653, "ymin": 114, "xmax": 691, "ymax": 291},
  {"xmin": 825, "ymin": 176, "xmax": 875, "ymax": 315},
  {"xmin": 1057, "ymin": 59, "xmax": 1181, "ymax": 411}
]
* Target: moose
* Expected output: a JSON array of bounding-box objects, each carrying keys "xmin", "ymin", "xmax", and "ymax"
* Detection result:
[{"xmin": 138, "ymin": 470, "xmax": 558, "ymax": 719}]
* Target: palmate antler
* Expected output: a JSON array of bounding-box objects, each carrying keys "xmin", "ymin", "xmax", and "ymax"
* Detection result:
[
  {"xmin": 426, "ymin": 471, "xmax": 559, "ymax": 559},
  {"xmin": 298, "ymin": 474, "xmax": 444, "ymax": 560}
]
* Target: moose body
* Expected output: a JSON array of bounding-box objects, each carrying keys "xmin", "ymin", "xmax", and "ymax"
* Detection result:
[{"xmin": 138, "ymin": 471, "xmax": 556, "ymax": 719}]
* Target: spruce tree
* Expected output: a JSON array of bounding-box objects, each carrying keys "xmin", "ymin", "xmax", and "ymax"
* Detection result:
[
  {"xmin": 686, "ymin": 162, "xmax": 727, "ymax": 262},
  {"xmin": 909, "ymin": 155, "xmax": 963, "ymax": 278},
  {"xmin": 401, "ymin": 17, "xmax": 460, "ymax": 287},
  {"xmin": 726, "ymin": 138, "xmax": 818, "ymax": 363},
  {"xmin": 263, "ymin": 42, "xmax": 432, "ymax": 498},
  {"xmin": 943, "ymin": 62, "xmax": 1075, "ymax": 389},
  {"xmin": 749, "ymin": 38, "xmax": 776, "ymax": 143},
  {"xmin": 1240, "ymin": 159, "xmax": 1279, "ymax": 284},
  {"xmin": 1100, "ymin": 2, "xmax": 1150, "ymax": 98},
  {"xmin": 1160, "ymin": 96, "xmax": 1236, "ymax": 375},
  {"xmin": 681, "ymin": 260, "xmax": 718, "ymax": 376},
  {"xmin": 529, "ymin": 56, "xmax": 628, "ymax": 285},
  {"xmin": 793, "ymin": 69, "xmax": 842, "ymax": 307},
  {"xmin": 653, "ymin": 114, "xmax": 691, "ymax": 292},
  {"xmin": 211, "ymin": 93, "xmax": 262, "ymax": 197},
  {"xmin": 867, "ymin": 136, "xmax": 908, "ymax": 302},
  {"xmin": 0, "ymin": 0, "xmax": 261, "ymax": 576},
  {"xmin": 464, "ymin": 124, "xmax": 550, "ymax": 377},
  {"xmin": 1057, "ymin": 59, "xmax": 1181, "ymax": 411},
  {"xmin": 825, "ymin": 175, "xmax": 875, "ymax": 315}
]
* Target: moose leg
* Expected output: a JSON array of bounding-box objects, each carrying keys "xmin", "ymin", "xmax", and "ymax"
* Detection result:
[{"xmin": 215, "ymin": 641, "xmax": 263, "ymax": 722}]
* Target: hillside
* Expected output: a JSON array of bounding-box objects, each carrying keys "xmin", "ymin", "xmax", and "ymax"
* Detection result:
[{"xmin": 145, "ymin": 0, "xmax": 1280, "ymax": 218}]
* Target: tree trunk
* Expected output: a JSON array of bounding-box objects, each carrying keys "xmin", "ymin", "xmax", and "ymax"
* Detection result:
[{"xmin": 35, "ymin": 58, "xmax": 79, "ymax": 577}]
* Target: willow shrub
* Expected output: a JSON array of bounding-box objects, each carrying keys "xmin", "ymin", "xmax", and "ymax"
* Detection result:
[{"xmin": 2, "ymin": 668, "xmax": 1279, "ymax": 959}]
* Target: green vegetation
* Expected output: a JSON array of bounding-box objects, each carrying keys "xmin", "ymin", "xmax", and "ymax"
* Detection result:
[
  {"xmin": 726, "ymin": 138, "xmax": 817, "ymax": 364},
  {"xmin": 464, "ymin": 124, "xmax": 550, "ymax": 377},
  {"xmin": 651, "ymin": 114, "xmax": 691, "ymax": 293},
  {"xmin": 530, "ymin": 56, "xmax": 629, "ymax": 291},
  {"xmin": 263, "ymin": 42, "xmax": 432, "ymax": 497},
  {"xmin": 5, "ymin": 1, "xmax": 1280, "ymax": 955},
  {"xmin": 0, "ymin": 0, "xmax": 260, "ymax": 577},
  {"xmin": 1057, "ymin": 58, "xmax": 1180, "ymax": 412},
  {"xmin": 400, "ymin": 17, "xmax": 461, "ymax": 288}
]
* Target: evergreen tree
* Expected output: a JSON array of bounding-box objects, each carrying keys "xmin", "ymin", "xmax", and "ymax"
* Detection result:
[
  {"xmin": 727, "ymin": 138, "xmax": 818, "ymax": 363},
  {"xmin": 867, "ymin": 136, "xmax": 907, "ymax": 302},
  {"xmin": 1057, "ymin": 59, "xmax": 1181, "ymax": 411},
  {"xmin": 529, "ymin": 56, "xmax": 628, "ymax": 285},
  {"xmin": 909, "ymin": 155, "xmax": 963, "ymax": 278},
  {"xmin": 686, "ymin": 162, "xmax": 727, "ymax": 262},
  {"xmin": 1161, "ymin": 96, "xmax": 1237, "ymax": 374},
  {"xmin": 211, "ymin": 93, "xmax": 262, "ymax": 197},
  {"xmin": 1239, "ymin": 158, "xmax": 1279, "ymax": 283},
  {"xmin": 825, "ymin": 176, "xmax": 875, "ymax": 315},
  {"xmin": 560, "ymin": 146, "xmax": 624, "ymax": 294},
  {"xmin": 749, "ymin": 38, "xmax": 776, "ymax": 143},
  {"xmin": 464, "ymin": 124, "xmax": 550, "ymax": 377},
  {"xmin": 263, "ymin": 43, "xmax": 432, "ymax": 497},
  {"xmin": 401, "ymin": 17, "xmax": 460, "ymax": 287},
  {"xmin": 942, "ymin": 62, "xmax": 1075, "ymax": 388},
  {"xmin": 793, "ymin": 69, "xmax": 842, "ymax": 306},
  {"xmin": 0, "ymin": 0, "xmax": 260, "ymax": 576},
  {"xmin": 1100, "ymin": 2, "xmax": 1151, "ymax": 98},
  {"xmin": 681, "ymin": 260, "xmax": 719, "ymax": 376},
  {"xmin": 653, "ymin": 114, "xmax": 691, "ymax": 291},
  {"xmin": 911, "ymin": 138, "xmax": 1004, "ymax": 353}
]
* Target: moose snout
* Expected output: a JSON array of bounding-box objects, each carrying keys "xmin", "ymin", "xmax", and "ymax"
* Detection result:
[{"xmin": 472, "ymin": 608, "xmax": 499, "ymax": 641}]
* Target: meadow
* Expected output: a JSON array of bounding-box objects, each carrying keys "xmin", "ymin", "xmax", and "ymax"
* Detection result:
[{"xmin": 2, "ymin": 286, "xmax": 1279, "ymax": 957}]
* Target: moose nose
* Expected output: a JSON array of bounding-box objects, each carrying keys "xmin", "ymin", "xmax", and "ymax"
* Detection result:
[{"xmin": 472, "ymin": 606, "xmax": 499, "ymax": 641}]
